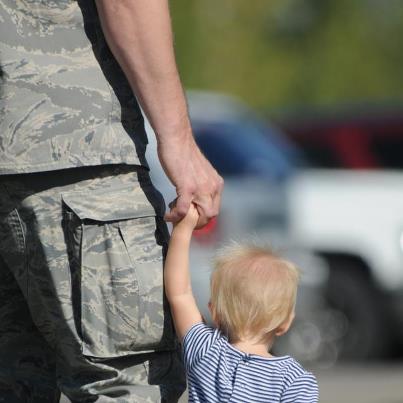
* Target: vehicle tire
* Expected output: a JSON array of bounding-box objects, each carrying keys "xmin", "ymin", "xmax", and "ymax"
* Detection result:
[{"xmin": 324, "ymin": 259, "xmax": 391, "ymax": 360}]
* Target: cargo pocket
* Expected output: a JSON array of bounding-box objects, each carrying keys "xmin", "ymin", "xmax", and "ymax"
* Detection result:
[{"xmin": 62, "ymin": 184, "xmax": 175, "ymax": 358}]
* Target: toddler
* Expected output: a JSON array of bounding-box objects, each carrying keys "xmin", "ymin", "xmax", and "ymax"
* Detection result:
[{"xmin": 164, "ymin": 204, "xmax": 319, "ymax": 402}]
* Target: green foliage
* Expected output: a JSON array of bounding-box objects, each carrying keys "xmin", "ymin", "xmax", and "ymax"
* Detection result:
[{"xmin": 170, "ymin": 0, "xmax": 403, "ymax": 109}]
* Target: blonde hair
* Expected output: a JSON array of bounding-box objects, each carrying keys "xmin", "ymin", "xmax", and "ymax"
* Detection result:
[{"xmin": 210, "ymin": 242, "xmax": 299, "ymax": 343}]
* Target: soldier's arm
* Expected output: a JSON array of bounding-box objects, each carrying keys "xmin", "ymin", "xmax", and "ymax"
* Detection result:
[
  {"xmin": 164, "ymin": 204, "xmax": 203, "ymax": 340},
  {"xmin": 95, "ymin": 0, "xmax": 188, "ymax": 143},
  {"xmin": 95, "ymin": 0, "xmax": 223, "ymax": 227}
]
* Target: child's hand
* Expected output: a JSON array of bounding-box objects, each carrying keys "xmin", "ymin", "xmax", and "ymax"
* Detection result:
[{"xmin": 172, "ymin": 202, "xmax": 199, "ymax": 233}]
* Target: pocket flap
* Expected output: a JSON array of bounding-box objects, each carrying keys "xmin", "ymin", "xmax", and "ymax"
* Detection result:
[{"xmin": 62, "ymin": 185, "xmax": 161, "ymax": 221}]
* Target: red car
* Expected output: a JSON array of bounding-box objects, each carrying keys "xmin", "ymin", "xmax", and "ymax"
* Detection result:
[{"xmin": 276, "ymin": 106, "xmax": 403, "ymax": 170}]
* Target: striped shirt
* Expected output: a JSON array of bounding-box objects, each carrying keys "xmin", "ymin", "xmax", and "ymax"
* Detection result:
[{"xmin": 183, "ymin": 323, "xmax": 319, "ymax": 403}]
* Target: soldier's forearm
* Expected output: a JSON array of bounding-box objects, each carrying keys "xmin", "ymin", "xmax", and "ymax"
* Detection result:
[{"xmin": 95, "ymin": 0, "xmax": 193, "ymax": 142}]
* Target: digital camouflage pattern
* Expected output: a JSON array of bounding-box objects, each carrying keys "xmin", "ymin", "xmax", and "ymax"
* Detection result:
[
  {"xmin": 0, "ymin": 166, "xmax": 185, "ymax": 402},
  {"xmin": 0, "ymin": 0, "xmax": 148, "ymax": 174},
  {"xmin": 0, "ymin": 1, "xmax": 186, "ymax": 401},
  {"xmin": 63, "ymin": 180, "xmax": 173, "ymax": 357}
]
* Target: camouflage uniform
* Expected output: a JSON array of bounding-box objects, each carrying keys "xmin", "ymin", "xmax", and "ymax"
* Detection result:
[{"xmin": 0, "ymin": 1, "xmax": 185, "ymax": 402}]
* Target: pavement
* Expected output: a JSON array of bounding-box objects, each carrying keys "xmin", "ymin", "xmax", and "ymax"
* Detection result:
[
  {"xmin": 315, "ymin": 363, "xmax": 403, "ymax": 403},
  {"xmin": 60, "ymin": 362, "xmax": 403, "ymax": 403}
]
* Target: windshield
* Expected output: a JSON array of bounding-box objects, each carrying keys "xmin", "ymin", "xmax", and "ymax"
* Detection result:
[{"xmin": 193, "ymin": 119, "xmax": 304, "ymax": 181}]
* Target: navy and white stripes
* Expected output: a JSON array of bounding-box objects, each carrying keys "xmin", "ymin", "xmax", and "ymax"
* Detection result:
[{"xmin": 183, "ymin": 323, "xmax": 319, "ymax": 403}]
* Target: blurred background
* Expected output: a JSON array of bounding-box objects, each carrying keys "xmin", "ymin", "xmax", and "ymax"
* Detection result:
[
  {"xmin": 151, "ymin": 1, "xmax": 403, "ymax": 402},
  {"xmin": 1, "ymin": 1, "xmax": 401, "ymax": 402}
]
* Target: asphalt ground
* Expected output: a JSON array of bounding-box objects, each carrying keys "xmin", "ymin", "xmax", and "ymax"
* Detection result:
[
  {"xmin": 314, "ymin": 362, "xmax": 403, "ymax": 403},
  {"xmin": 313, "ymin": 363, "xmax": 403, "ymax": 403},
  {"xmin": 60, "ymin": 362, "xmax": 403, "ymax": 403}
]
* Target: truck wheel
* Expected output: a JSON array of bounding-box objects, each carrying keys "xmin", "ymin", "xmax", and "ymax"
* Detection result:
[{"xmin": 324, "ymin": 262, "xmax": 390, "ymax": 360}]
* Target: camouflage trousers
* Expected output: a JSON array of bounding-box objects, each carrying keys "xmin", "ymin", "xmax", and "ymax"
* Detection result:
[{"xmin": 0, "ymin": 165, "xmax": 185, "ymax": 403}]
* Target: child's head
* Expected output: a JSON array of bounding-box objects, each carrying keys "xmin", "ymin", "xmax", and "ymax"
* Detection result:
[{"xmin": 209, "ymin": 242, "xmax": 299, "ymax": 344}]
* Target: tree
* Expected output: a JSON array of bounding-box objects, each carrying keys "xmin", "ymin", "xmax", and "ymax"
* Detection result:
[{"xmin": 171, "ymin": 0, "xmax": 403, "ymax": 109}]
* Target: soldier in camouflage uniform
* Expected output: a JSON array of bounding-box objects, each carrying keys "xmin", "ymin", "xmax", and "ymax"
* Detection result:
[{"xmin": 0, "ymin": 0, "xmax": 223, "ymax": 402}]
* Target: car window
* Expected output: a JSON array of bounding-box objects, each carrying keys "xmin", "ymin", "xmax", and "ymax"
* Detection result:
[
  {"xmin": 295, "ymin": 142, "xmax": 342, "ymax": 168},
  {"xmin": 193, "ymin": 120, "xmax": 303, "ymax": 180},
  {"xmin": 371, "ymin": 135, "xmax": 403, "ymax": 169},
  {"xmin": 193, "ymin": 130, "xmax": 246, "ymax": 176}
]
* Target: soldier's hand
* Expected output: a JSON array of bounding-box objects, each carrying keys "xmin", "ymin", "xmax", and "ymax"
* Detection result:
[{"xmin": 157, "ymin": 136, "xmax": 223, "ymax": 229}]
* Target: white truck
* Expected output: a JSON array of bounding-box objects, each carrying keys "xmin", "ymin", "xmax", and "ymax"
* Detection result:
[{"xmin": 285, "ymin": 169, "xmax": 403, "ymax": 361}]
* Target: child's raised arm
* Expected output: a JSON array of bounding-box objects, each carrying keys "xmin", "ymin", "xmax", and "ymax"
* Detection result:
[{"xmin": 164, "ymin": 203, "xmax": 203, "ymax": 340}]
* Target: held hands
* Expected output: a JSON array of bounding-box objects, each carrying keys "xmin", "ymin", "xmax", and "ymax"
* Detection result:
[
  {"xmin": 172, "ymin": 202, "xmax": 199, "ymax": 234},
  {"xmin": 158, "ymin": 135, "xmax": 223, "ymax": 229}
]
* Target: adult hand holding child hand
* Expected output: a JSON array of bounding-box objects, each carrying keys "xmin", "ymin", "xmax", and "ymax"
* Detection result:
[
  {"xmin": 158, "ymin": 136, "xmax": 223, "ymax": 229},
  {"xmin": 172, "ymin": 202, "xmax": 200, "ymax": 233}
]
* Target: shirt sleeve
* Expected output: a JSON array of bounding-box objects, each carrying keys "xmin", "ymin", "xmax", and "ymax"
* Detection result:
[
  {"xmin": 182, "ymin": 322, "xmax": 218, "ymax": 372},
  {"xmin": 281, "ymin": 372, "xmax": 319, "ymax": 403}
]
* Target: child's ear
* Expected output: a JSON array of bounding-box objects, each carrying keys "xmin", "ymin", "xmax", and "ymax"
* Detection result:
[{"xmin": 275, "ymin": 311, "xmax": 295, "ymax": 337}]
